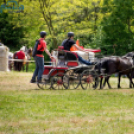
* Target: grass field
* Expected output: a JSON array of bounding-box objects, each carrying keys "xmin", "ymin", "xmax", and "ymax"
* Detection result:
[{"xmin": 0, "ymin": 72, "xmax": 134, "ymax": 134}]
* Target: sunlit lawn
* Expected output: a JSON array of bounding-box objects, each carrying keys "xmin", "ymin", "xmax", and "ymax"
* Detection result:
[{"xmin": 0, "ymin": 72, "xmax": 134, "ymax": 134}]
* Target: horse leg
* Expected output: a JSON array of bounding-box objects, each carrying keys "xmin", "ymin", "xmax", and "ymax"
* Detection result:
[
  {"xmin": 106, "ymin": 76, "xmax": 112, "ymax": 89},
  {"xmin": 16, "ymin": 62, "xmax": 18, "ymax": 71},
  {"xmin": 18, "ymin": 62, "xmax": 21, "ymax": 71},
  {"xmin": 132, "ymin": 74, "xmax": 134, "ymax": 88},
  {"xmin": 118, "ymin": 74, "xmax": 121, "ymax": 89},
  {"xmin": 26, "ymin": 63, "xmax": 29, "ymax": 72},
  {"xmin": 100, "ymin": 77, "xmax": 103, "ymax": 89},
  {"xmin": 127, "ymin": 74, "xmax": 131, "ymax": 88},
  {"xmin": 14, "ymin": 61, "xmax": 17, "ymax": 71},
  {"xmin": 22, "ymin": 63, "xmax": 25, "ymax": 71},
  {"xmin": 21, "ymin": 62, "xmax": 23, "ymax": 71},
  {"xmin": 23, "ymin": 65, "xmax": 25, "ymax": 71},
  {"xmin": 101, "ymin": 77, "xmax": 107, "ymax": 89},
  {"xmin": 130, "ymin": 71, "xmax": 134, "ymax": 88},
  {"xmin": 127, "ymin": 74, "xmax": 134, "ymax": 88}
]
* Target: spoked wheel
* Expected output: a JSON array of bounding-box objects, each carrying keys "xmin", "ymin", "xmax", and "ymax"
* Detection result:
[
  {"xmin": 37, "ymin": 78, "xmax": 51, "ymax": 90},
  {"xmin": 51, "ymin": 72, "xmax": 69, "ymax": 90},
  {"xmin": 65, "ymin": 70, "xmax": 81, "ymax": 89},
  {"xmin": 81, "ymin": 70, "xmax": 99, "ymax": 90}
]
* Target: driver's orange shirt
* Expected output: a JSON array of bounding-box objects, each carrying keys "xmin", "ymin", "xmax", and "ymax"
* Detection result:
[{"xmin": 36, "ymin": 38, "xmax": 46, "ymax": 57}]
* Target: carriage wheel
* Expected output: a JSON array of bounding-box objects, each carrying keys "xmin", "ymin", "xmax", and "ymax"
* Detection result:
[
  {"xmin": 51, "ymin": 73, "xmax": 69, "ymax": 90},
  {"xmin": 37, "ymin": 78, "xmax": 51, "ymax": 90},
  {"xmin": 65, "ymin": 70, "xmax": 81, "ymax": 89},
  {"xmin": 81, "ymin": 70, "xmax": 99, "ymax": 90}
]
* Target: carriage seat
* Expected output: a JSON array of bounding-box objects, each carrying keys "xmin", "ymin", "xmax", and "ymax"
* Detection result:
[
  {"xmin": 58, "ymin": 49, "xmax": 78, "ymax": 60},
  {"xmin": 58, "ymin": 46, "xmax": 64, "ymax": 50},
  {"xmin": 73, "ymin": 51, "xmax": 95, "ymax": 62},
  {"xmin": 58, "ymin": 50, "xmax": 79, "ymax": 67}
]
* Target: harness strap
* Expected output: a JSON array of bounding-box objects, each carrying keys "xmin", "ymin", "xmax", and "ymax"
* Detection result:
[{"xmin": 36, "ymin": 39, "xmax": 44, "ymax": 55}]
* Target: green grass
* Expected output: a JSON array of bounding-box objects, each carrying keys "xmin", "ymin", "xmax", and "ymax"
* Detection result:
[
  {"xmin": 0, "ymin": 72, "xmax": 134, "ymax": 133},
  {"xmin": 27, "ymin": 62, "xmax": 36, "ymax": 72}
]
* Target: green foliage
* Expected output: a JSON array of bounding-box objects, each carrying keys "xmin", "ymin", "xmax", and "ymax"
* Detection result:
[
  {"xmin": 100, "ymin": 0, "xmax": 134, "ymax": 55},
  {"xmin": 16, "ymin": 0, "xmax": 103, "ymax": 49},
  {"xmin": 0, "ymin": 0, "xmax": 134, "ymax": 55},
  {"xmin": 0, "ymin": 13, "xmax": 25, "ymax": 49}
]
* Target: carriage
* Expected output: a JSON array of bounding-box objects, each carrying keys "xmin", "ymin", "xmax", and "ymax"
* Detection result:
[{"xmin": 37, "ymin": 46, "xmax": 101, "ymax": 90}]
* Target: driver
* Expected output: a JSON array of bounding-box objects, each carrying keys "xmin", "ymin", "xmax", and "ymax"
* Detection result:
[{"xmin": 61, "ymin": 32, "xmax": 95, "ymax": 65}]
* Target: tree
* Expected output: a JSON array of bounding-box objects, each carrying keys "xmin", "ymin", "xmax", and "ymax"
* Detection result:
[
  {"xmin": 100, "ymin": 0, "xmax": 134, "ymax": 55},
  {"xmin": 0, "ymin": 13, "xmax": 25, "ymax": 49},
  {"xmin": 38, "ymin": 0, "xmax": 59, "ymax": 48}
]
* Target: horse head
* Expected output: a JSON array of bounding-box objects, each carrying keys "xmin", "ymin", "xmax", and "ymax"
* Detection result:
[
  {"xmin": 27, "ymin": 47, "xmax": 33, "ymax": 57},
  {"xmin": 123, "ymin": 52, "xmax": 134, "ymax": 58},
  {"xmin": 123, "ymin": 52, "xmax": 134, "ymax": 65}
]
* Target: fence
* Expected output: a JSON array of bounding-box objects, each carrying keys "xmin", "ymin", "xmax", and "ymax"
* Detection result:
[{"xmin": 8, "ymin": 58, "xmax": 53, "ymax": 72}]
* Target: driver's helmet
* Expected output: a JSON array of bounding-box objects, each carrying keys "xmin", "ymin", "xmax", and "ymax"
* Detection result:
[
  {"xmin": 40, "ymin": 31, "xmax": 47, "ymax": 38},
  {"xmin": 68, "ymin": 32, "xmax": 74, "ymax": 38}
]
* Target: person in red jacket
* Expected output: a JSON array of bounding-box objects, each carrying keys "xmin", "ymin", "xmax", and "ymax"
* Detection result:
[
  {"xmin": 14, "ymin": 48, "xmax": 26, "ymax": 71},
  {"xmin": 16, "ymin": 49, "xmax": 25, "ymax": 59},
  {"xmin": 31, "ymin": 31, "xmax": 52, "ymax": 83}
]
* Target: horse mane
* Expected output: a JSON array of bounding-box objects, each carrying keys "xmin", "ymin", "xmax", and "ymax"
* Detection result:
[{"xmin": 123, "ymin": 52, "xmax": 134, "ymax": 58}]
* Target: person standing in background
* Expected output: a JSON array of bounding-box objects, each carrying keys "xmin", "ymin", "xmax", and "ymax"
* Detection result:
[{"xmin": 14, "ymin": 47, "xmax": 25, "ymax": 71}]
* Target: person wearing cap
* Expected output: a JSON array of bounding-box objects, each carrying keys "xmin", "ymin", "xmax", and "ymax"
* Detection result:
[
  {"xmin": 17, "ymin": 47, "xmax": 26, "ymax": 59},
  {"xmin": 61, "ymin": 32, "xmax": 94, "ymax": 65},
  {"xmin": 14, "ymin": 47, "xmax": 26, "ymax": 71},
  {"xmin": 31, "ymin": 31, "xmax": 52, "ymax": 83}
]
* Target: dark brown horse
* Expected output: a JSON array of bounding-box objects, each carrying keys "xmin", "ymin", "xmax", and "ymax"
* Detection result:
[{"xmin": 96, "ymin": 56, "xmax": 134, "ymax": 89}]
